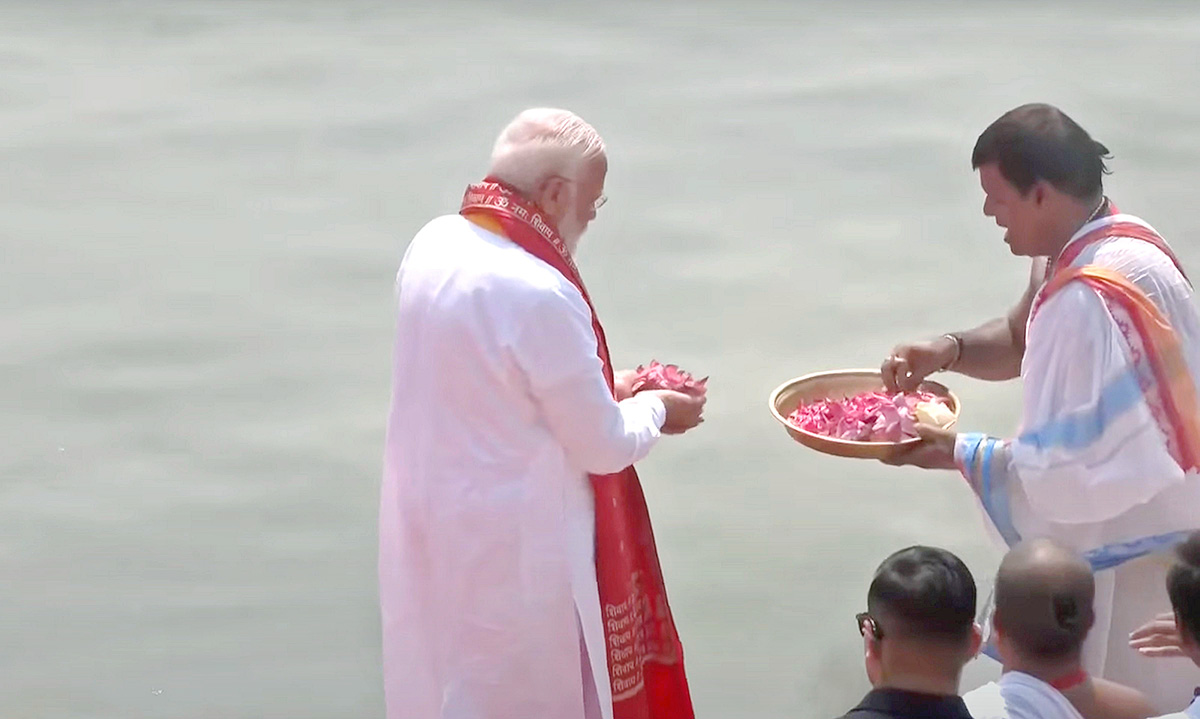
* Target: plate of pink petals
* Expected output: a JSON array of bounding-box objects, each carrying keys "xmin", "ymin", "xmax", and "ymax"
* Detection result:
[{"xmin": 768, "ymin": 369, "xmax": 960, "ymax": 459}]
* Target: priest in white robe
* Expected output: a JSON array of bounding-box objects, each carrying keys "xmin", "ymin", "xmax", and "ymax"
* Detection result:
[
  {"xmin": 883, "ymin": 103, "xmax": 1200, "ymax": 713},
  {"xmin": 379, "ymin": 109, "xmax": 706, "ymax": 719}
]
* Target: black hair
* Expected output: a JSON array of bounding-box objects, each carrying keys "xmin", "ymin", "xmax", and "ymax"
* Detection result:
[
  {"xmin": 867, "ymin": 545, "xmax": 977, "ymax": 643},
  {"xmin": 971, "ymin": 103, "xmax": 1111, "ymax": 200}
]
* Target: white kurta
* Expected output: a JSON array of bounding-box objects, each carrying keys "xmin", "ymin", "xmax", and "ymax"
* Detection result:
[
  {"xmin": 957, "ymin": 214, "xmax": 1200, "ymax": 713},
  {"xmin": 380, "ymin": 214, "xmax": 667, "ymax": 719},
  {"xmin": 964, "ymin": 671, "xmax": 1085, "ymax": 719}
]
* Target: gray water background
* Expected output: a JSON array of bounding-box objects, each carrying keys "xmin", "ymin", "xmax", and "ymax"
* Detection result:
[{"xmin": 4, "ymin": 2, "xmax": 1200, "ymax": 717}]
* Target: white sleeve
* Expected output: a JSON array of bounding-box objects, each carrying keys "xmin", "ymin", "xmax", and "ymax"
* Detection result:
[
  {"xmin": 509, "ymin": 285, "xmax": 666, "ymax": 475},
  {"xmin": 959, "ymin": 282, "xmax": 1185, "ymax": 529}
]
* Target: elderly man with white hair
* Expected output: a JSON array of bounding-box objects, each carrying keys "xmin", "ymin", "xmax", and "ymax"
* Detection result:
[{"xmin": 379, "ymin": 108, "xmax": 705, "ymax": 719}]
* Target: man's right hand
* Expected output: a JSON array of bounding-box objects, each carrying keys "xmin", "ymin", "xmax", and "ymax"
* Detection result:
[
  {"xmin": 881, "ymin": 337, "xmax": 957, "ymax": 392},
  {"xmin": 647, "ymin": 390, "xmax": 706, "ymax": 435}
]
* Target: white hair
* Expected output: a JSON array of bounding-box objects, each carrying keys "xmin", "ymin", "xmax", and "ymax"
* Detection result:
[{"xmin": 487, "ymin": 108, "xmax": 606, "ymax": 194}]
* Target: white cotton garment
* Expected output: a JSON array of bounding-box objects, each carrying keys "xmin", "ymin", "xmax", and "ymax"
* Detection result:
[
  {"xmin": 965, "ymin": 671, "xmax": 1085, "ymax": 719},
  {"xmin": 379, "ymin": 214, "xmax": 666, "ymax": 719}
]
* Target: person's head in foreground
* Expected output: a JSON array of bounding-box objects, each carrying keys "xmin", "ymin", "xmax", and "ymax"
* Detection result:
[
  {"xmin": 972, "ymin": 102, "xmax": 1111, "ymax": 258},
  {"xmin": 860, "ymin": 545, "xmax": 980, "ymax": 695},
  {"xmin": 992, "ymin": 538, "xmax": 1094, "ymax": 672},
  {"xmin": 973, "ymin": 538, "xmax": 1153, "ymax": 719},
  {"xmin": 1166, "ymin": 531, "xmax": 1200, "ymax": 666},
  {"xmin": 486, "ymin": 107, "xmax": 608, "ymax": 254}
]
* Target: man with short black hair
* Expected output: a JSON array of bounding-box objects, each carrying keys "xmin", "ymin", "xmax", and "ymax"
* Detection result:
[
  {"xmin": 836, "ymin": 546, "xmax": 980, "ymax": 719},
  {"xmin": 881, "ymin": 102, "xmax": 1200, "ymax": 710},
  {"xmin": 965, "ymin": 539, "xmax": 1153, "ymax": 719}
]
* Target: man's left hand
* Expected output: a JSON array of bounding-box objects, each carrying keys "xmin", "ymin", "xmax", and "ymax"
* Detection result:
[
  {"xmin": 614, "ymin": 369, "xmax": 638, "ymax": 401},
  {"xmin": 1129, "ymin": 612, "xmax": 1186, "ymax": 658},
  {"xmin": 882, "ymin": 424, "xmax": 958, "ymax": 470}
]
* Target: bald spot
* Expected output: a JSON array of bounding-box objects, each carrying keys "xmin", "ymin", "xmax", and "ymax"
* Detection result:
[{"xmin": 995, "ymin": 539, "xmax": 1095, "ymax": 659}]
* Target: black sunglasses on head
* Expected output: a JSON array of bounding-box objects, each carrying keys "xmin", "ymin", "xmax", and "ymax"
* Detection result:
[{"xmin": 856, "ymin": 611, "xmax": 884, "ymax": 640}]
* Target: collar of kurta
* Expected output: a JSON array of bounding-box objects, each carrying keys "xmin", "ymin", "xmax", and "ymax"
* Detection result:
[{"xmin": 848, "ymin": 688, "xmax": 972, "ymax": 719}]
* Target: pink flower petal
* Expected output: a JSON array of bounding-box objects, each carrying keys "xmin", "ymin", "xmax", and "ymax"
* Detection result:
[
  {"xmin": 788, "ymin": 389, "xmax": 949, "ymax": 442},
  {"xmin": 630, "ymin": 360, "xmax": 708, "ymax": 396}
]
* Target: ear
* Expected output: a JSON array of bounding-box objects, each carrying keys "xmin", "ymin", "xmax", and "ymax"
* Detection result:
[
  {"xmin": 863, "ymin": 634, "xmax": 883, "ymax": 687},
  {"xmin": 538, "ymin": 176, "xmax": 571, "ymax": 217},
  {"xmin": 863, "ymin": 631, "xmax": 881, "ymax": 660},
  {"xmin": 1032, "ymin": 181, "xmax": 1049, "ymax": 206},
  {"xmin": 968, "ymin": 621, "xmax": 984, "ymax": 658}
]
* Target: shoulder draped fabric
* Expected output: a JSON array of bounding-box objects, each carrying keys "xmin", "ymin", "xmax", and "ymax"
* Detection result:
[
  {"xmin": 963, "ymin": 672, "xmax": 1085, "ymax": 719},
  {"xmin": 459, "ymin": 179, "xmax": 695, "ymax": 719},
  {"xmin": 1038, "ymin": 266, "xmax": 1200, "ymax": 473}
]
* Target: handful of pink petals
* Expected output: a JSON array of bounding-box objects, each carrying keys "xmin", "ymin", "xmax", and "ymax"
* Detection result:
[{"xmin": 630, "ymin": 360, "xmax": 708, "ymax": 397}]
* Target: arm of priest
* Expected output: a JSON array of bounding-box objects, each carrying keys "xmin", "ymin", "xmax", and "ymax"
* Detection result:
[{"xmin": 893, "ymin": 284, "xmax": 1186, "ymax": 541}]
